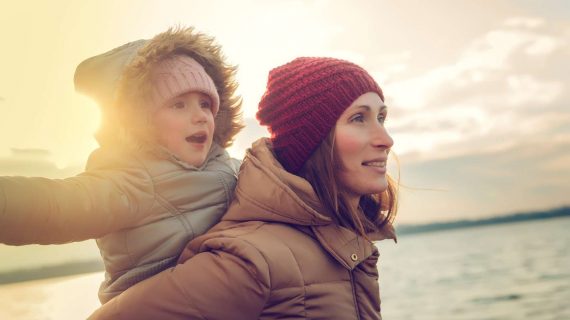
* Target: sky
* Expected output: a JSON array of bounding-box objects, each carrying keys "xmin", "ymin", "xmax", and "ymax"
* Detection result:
[{"xmin": 0, "ymin": 0, "xmax": 569, "ymax": 224}]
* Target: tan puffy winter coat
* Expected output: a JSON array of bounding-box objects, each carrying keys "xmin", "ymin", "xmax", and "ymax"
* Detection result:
[{"xmin": 89, "ymin": 138, "xmax": 396, "ymax": 319}]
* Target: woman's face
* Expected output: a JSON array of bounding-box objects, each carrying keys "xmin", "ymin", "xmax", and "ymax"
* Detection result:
[{"xmin": 334, "ymin": 92, "xmax": 393, "ymax": 199}]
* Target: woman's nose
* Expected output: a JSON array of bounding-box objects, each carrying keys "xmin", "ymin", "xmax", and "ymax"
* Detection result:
[{"xmin": 372, "ymin": 125, "xmax": 394, "ymax": 149}]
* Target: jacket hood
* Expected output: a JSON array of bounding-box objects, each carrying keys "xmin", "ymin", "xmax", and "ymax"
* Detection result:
[
  {"xmin": 75, "ymin": 26, "xmax": 243, "ymax": 150},
  {"xmin": 222, "ymin": 138, "xmax": 396, "ymax": 242}
]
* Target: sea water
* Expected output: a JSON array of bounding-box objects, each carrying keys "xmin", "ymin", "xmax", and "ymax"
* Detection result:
[
  {"xmin": 377, "ymin": 217, "xmax": 570, "ymax": 320},
  {"xmin": 0, "ymin": 217, "xmax": 568, "ymax": 319}
]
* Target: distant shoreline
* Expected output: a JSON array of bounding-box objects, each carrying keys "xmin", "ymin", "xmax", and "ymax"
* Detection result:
[
  {"xmin": 0, "ymin": 260, "xmax": 104, "ymax": 285},
  {"xmin": 1, "ymin": 206, "xmax": 568, "ymax": 285},
  {"xmin": 396, "ymin": 206, "xmax": 570, "ymax": 236}
]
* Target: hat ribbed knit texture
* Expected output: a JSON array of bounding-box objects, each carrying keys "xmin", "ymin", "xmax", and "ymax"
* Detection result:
[
  {"xmin": 151, "ymin": 55, "xmax": 220, "ymax": 115},
  {"xmin": 257, "ymin": 57, "xmax": 384, "ymax": 174}
]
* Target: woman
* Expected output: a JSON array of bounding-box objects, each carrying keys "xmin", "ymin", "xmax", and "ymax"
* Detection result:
[{"xmin": 89, "ymin": 57, "xmax": 398, "ymax": 320}]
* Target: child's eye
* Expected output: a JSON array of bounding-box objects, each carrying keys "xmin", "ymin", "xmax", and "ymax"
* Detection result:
[
  {"xmin": 349, "ymin": 113, "xmax": 365, "ymax": 123},
  {"xmin": 171, "ymin": 101, "xmax": 185, "ymax": 109},
  {"xmin": 200, "ymin": 99, "xmax": 212, "ymax": 110}
]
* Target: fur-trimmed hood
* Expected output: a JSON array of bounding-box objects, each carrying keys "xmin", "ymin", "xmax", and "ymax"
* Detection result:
[{"xmin": 75, "ymin": 26, "xmax": 243, "ymax": 150}]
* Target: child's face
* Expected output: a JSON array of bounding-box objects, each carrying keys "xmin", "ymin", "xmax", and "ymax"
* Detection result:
[{"xmin": 153, "ymin": 91, "xmax": 215, "ymax": 166}]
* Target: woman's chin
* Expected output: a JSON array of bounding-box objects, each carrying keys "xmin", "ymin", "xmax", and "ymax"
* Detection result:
[{"xmin": 364, "ymin": 181, "xmax": 389, "ymax": 195}]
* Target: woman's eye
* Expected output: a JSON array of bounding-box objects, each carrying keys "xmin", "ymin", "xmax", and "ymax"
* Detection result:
[
  {"xmin": 171, "ymin": 101, "xmax": 185, "ymax": 109},
  {"xmin": 350, "ymin": 113, "xmax": 365, "ymax": 123},
  {"xmin": 377, "ymin": 113, "xmax": 386, "ymax": 124}
]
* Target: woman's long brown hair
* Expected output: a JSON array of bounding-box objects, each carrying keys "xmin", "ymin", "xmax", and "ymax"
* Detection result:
[{"xmin": 299, "ymin": 129, "xmax": 398, "ymax": 238}]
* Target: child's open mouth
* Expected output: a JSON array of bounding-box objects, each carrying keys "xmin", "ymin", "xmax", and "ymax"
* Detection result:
[{"xmin": 186, "ymin": 133, "xmax": 207, "ymax": 144}]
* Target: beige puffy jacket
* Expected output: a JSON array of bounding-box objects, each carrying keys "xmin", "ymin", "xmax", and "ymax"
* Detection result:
[
  {"xmin": 0, "ymin": 143, "xmax": 239, "ymax": 303},
  {"xmin": 89, "ymin": 138, "xmax": 396, "ymax": 319}
]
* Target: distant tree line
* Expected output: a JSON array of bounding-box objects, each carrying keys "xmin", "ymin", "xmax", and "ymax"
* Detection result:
[
  {"xmin": 0, "ymin": 260, "xmax": 103, "ymax": 285},
  {"xmin": 397, "ymin": 206, "xmax": 570, "ymax": 236}
]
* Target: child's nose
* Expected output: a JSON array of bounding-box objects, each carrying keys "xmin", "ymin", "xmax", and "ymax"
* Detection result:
[{"xmin": 190, "ymin": 105, "xmax": 208, "ymax": 124}]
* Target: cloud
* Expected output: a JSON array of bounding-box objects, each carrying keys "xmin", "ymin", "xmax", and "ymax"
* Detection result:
[
  {"xmin": 383, "ymin": 16, "xmax": 569, "ymax": 162},
  {"xmin": 509, "ymin": 1, "xmax": 570, "ymax": 21},
  {"xmin": 9, "ymin": 148, "xmax": 51, "ymax": 157},
  {"xmin": 396, "ymin": 137, "xmax": 570, "ymax": 223},
  {"xmin": 504, "ymin": 17, "xmax": 544, "ymax": 28},
  {"xmin": 227, "ymin": 117, "xmax": 270, "ymax": 159},
  {"xmin": 387, "ymin": 21, "xmax": 567, "ymax": 108},
  {"xmin": 373, "ymin": 16, "xmax": 570, "ymax": 222},
  {"xmin": 0, "ymin": 148, "xmax": 82, "ymax": 177}
]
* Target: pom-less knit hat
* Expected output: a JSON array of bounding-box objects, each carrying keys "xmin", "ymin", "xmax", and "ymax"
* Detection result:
[
  {"xmin": 149, "ymin": 55, "xmax": 220, "ymax": 115},
  {"xmin": 257, "ymin": 57, "xmax": 384, "ymax": 174},
  {"xmin": 75, "ymin": 47, "xmax": 219, "ymax": 115}
]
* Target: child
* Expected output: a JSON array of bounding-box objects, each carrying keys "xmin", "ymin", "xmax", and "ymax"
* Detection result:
[{"xmin": 0, "ymin": 26, "xmax": 242, "ymax": 304}]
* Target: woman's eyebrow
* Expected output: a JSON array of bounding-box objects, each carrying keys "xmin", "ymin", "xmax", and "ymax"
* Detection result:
[{"xmin": 354, "ymin": 105, "xmax": 387, "ymax": 112}]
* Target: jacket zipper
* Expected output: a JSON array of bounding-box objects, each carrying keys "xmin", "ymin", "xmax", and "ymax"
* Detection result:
[{"xmin": 349, "ymin": 271, "xmax": 362, "ymax": 319}]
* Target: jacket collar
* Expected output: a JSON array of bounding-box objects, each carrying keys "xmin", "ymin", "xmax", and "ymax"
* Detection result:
[
  {"xmin": 166, "ymin": 142, "xmax": 227, "ymax": 170},
  {"xmin": 311, "ymin": 222, "xmax": 396, "ymax": 270},
  {"xmin": 223, "ymin": 138, "xmax": 396, "ymax": 269}
]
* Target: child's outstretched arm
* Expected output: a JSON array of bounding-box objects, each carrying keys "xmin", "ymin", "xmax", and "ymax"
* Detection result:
[{"xmin": 0, "ymin": 151, "xmax": 155, "ymax": 245}]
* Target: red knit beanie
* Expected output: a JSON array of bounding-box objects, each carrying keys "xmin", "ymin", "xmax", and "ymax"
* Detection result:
[{"xmin": 257, "ymin": 57, "xmax": 384, "ymax": 174}]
